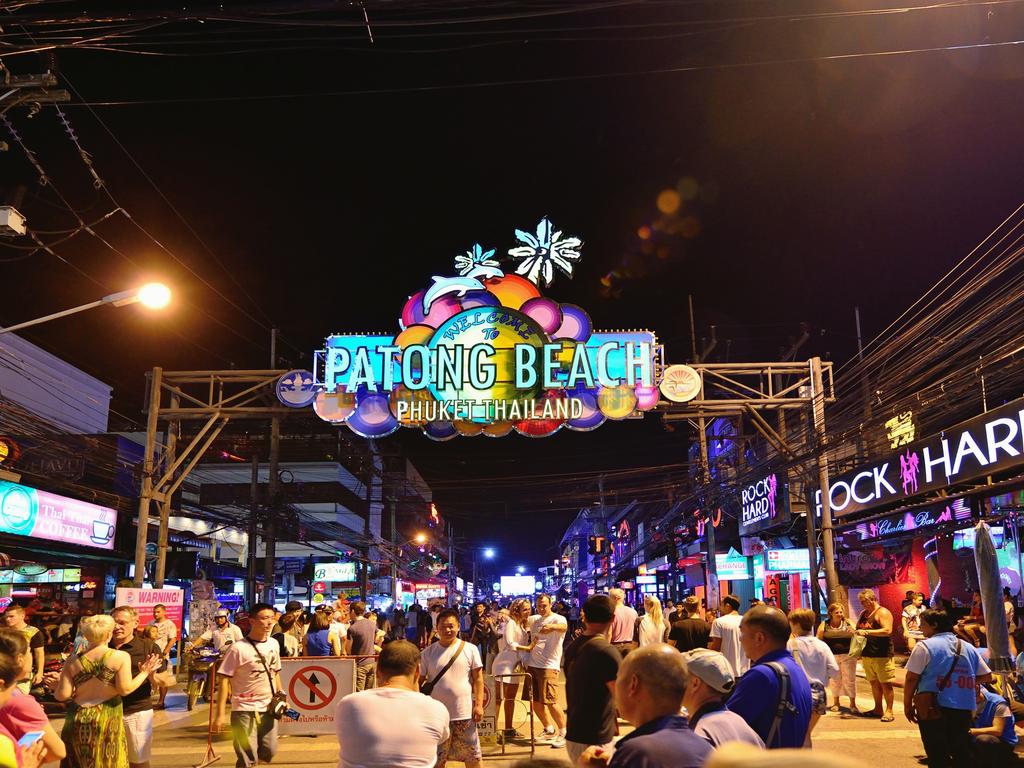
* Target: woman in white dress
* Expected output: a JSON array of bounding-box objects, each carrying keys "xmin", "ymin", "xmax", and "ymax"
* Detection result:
[
  {"xmin": 638, "ymin": 595, "xmax": 667, "ymax": 647},
  {"xmin": 491, "ymin": 598, "xmax": 534, "ymax": 740}
]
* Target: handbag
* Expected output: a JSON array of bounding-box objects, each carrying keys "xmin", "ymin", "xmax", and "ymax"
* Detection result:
[
  {"xmin": 913, "ymin": 639, "xmax": 962, "ymax": 722},
  {"xmin": 421, "ymin": 640, "xmax": 465, "ymax": 696},
  {"xmin": 848, "ymin": 634, "xmax": 868, "ymax": 659}
]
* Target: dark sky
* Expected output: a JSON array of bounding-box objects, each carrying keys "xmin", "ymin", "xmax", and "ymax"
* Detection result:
[{"xmin": 3, "ymin": 0, "xmax": 1024, "ymax": 575}]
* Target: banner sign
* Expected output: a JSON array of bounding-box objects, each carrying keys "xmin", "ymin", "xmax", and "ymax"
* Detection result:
[
  {"xmin": 0, "ymin": 480, "xmax": 117, "ymax": 550},
  {"xmin": 766, "ymin": 548, "xmax": 812, "ymax": 572},
  {"xmin": 299, "ymin": 218, "xmax": 663, "ymax": 439},
  {"xmin": 817, "ymin": 396, "xmax": 1024, "ymax": 518},
  {"xmin": 280, "ymin": 657, "xmax": 356, "ymax": 735},
  {"xmin": 716, "ymin": 551, "xmax": 752, "ymax": 580},
  {"xmin": 840, "ymin": 498, "xmax": 973, "ymax": 545},
  {"xmin": 738, "ymin": 472, "xmax": 790, "ymax": 535},
  {"xmin": 114, "ymin": 587, "xmax": 184, "ymax": 633},
  {"xmin": 838, "ymin": 543, "xmax": 914, "ymax": 585},
  {"xmin": 313, "ymin": 562, "xmax": 357, "ymax": 582}
]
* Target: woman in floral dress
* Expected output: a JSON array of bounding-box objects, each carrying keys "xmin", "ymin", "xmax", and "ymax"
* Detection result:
[{"xmin": 54, "ymin": 615, "xmax": 161, "ymax": 768}]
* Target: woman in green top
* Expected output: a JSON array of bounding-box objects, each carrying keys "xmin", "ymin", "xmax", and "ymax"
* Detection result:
[{"xmin": 54, "ymin": 615, "xmax": 161, "ymax": 768}]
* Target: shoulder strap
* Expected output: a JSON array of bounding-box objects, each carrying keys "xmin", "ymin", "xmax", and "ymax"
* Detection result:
[
  {"xmin": 764, "ymin": 661, "xmax": 796, "ymax": 748},
  {"xmin": 427, "ymin": 640, "xmax": 465, "ymax": 690},
  {"xmin": 245, "ymin": 637, "xmax": 277, "ymax": 695},
  {"xmin": 937, "ymin": 639, "xmax": 962, "ymax": 691}
]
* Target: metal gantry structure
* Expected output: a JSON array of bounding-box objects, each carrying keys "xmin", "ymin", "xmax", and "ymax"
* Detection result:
[
  {"xmin": 659, "ymin": 357, "xmax": 839, "ymax": 613},
  {"xmin": 133, "ymin": 358, "xmax": 839, "ymax": 615}
]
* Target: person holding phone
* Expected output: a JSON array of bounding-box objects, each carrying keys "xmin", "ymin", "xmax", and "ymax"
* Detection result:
[{"xmin": 0, "ymin": 630, "xmax": 64, "ymax": 764}]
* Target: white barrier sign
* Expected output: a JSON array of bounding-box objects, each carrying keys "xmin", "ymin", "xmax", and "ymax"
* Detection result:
[{"xmin": 280, "ymin": 657, "xmax": 356, "ymax": 735}]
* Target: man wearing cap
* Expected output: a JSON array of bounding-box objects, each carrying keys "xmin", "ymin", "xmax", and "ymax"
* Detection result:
[
  {"xmin": 682, "ymin": 649, "xmax": 764, "ymax": 748},
  {"xmin": 668, "ymin": 597, "xmax": 710, "ymax": 653},
  {"xmin": 709, "ymin": 595, "xmax": 749, "ymax": 677},
  {"xmin": 196, "ymin": 609, "xmax": 244, "ymax": 652}
]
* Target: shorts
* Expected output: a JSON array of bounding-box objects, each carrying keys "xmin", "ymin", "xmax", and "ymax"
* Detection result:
[
  {"xmin": 123, "ymin": 709, "xmax": 154, "ymax": 763},
  {"xmin": 437, "ymin": 719, "xmax": 481, "ymax": 766},
  {"xmin": 809, "ymin": 681, "xmax": 827, "ymax": 715},
  {"xmin": 861, "ymin": 655, "xmax": 897, "ymax": 683},
  {"xmin": 522, "ymin": 667, "xmax": 558, "ymax": 705}
]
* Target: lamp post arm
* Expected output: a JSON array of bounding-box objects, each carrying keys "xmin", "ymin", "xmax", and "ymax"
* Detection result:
[{"xmin": 0, "ymin": 298, "xmax": 107, "ymax": 335}]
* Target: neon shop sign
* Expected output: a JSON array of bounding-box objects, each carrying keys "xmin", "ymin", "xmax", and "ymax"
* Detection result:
[
  {"xmin": 841, "ymin": 498, "xmax": 973, "ymax": 544},
  {"xmin": 816, "ymin": 396, "xmax": 1024, "ymax": 518},
  {"xmin": 739, "ymin": 472, "xmax": 790, "ymax": 535},
  {"xmin": 309, "ymin": 218, "xmax": 663, "ymax": 440}
]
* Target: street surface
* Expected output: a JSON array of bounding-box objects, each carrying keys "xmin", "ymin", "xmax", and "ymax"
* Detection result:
[{"xmin": 99, "ymin": 676, "xmax": 928, "ymax": 767}]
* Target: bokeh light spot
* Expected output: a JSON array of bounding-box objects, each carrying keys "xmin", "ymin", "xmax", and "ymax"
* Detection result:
[
  {"xmin": 656, "ymin": 189, "xmax": 681, "ymax": 215},
  {"xmin": 678, "ymin": 177, "xmax": 700, "ymax": 201}
]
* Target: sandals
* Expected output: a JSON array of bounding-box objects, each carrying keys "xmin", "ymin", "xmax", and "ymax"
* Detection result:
[
  {"xmin": 828, "ymin": 705, "xmax": 840, "ymax": 713},
  {"xmin": 881, "ymin": 713, "xmax": 895, "ymax": 722}
]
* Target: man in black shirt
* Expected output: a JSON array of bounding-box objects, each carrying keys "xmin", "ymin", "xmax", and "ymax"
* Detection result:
[
  {"xmin": 668, "ymin": 597, "xmax": 711, "ymax": 653},
  {"xmin": 112, "ymin": 605, "xmax": 161, "ymax": 768},
  {"xmin": 563, "ymin": 594, "xmax": 620, "ymax": 766}
]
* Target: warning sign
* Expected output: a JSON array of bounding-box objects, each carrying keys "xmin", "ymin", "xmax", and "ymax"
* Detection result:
[{"xmin": 279, "ymin": 657, "xmax": 356, "ymax": 735}]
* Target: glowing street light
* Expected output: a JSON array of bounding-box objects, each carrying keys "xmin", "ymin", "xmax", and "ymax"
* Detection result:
[
  {"xmin": 483, "ymin": 548, "xmax": 495, "ymax": 559},
  {"xmin": 516, "ymin": 565, "xmax": 525, "ymax": 574},
  {"xmin": 414, "ymin": 533, "xmax": 427, "ymax": 544},
  {"xmin": 0, "ymin": 281, "xmax": 173, "ymax": 335}
]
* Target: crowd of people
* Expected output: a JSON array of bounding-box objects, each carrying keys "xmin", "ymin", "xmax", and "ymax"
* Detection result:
[{"xmin": 0, "ymin": 584, "xmax": 1017, "ymax": 767}]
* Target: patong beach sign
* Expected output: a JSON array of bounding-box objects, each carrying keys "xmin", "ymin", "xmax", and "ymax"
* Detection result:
[{"xmin": 298, "ymin": 219, "xmax": 665, "ymax": 439}]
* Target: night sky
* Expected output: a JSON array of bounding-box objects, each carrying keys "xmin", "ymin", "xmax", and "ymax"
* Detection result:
[{"xmin": 3, "ymin": 1, "xmax": 1024, "ymax": 575}]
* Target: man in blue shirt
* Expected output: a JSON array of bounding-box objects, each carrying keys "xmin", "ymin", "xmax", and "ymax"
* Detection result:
[
  {"xmin": 970, "ymin": 684, "xmax": 1018, "ymax": 767},
  {"xmin": 904, "ymin": 609, "xmax": 992, "ymax": 768},
  {"xmin": 578, "ymin": 644, "xmax": 711, "ymax": 768},
  {"xmin": 726, "ymin": 605, "xmax": 812, "ymax": 748}
]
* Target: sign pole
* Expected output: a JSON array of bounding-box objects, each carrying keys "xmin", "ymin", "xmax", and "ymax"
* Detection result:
[
  {"xmin": 154, "ymin": 392, "xmax": 179, "ymax": 588},
  {"xmin": 697, "ymin": 415, "xmax": 720, "ymax": 611},
  {"xmin": 811, "ymin": 357, "xmax": 841, "ymax": 606},
  {"xmin": 247, "ymin": 454, "xmax": 259, "ymax": 607}
]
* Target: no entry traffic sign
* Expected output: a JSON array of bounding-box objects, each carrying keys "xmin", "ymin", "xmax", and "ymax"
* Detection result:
[
  {"xmin": 280, "ymin": 658, "xmax": 356, "ymax": 735},
  {"xmin": 289, "ymin": 664, "xmax": 337, "ymax": 711}
]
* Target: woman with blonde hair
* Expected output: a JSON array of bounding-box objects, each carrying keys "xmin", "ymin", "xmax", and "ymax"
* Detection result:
[
  {"xmin": 54, "ymin": 614, "xmax": 162, "ymax": 768},
  {"xmin": 637, "ymin": 595, "xmax": 667, "ymax": 647},
  {"xmin": 817, "ymin": 602, "xmax": 859, "ymax": 714},
  {"xmin": 491, "ymin": 598, "xmax": 535, "ymax": 741}
]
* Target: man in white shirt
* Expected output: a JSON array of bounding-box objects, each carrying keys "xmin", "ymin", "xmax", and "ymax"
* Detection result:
[
  {"xmin": 148, "ymin": 603, "xmax": 179, "ymax": 709},
  {"xmin": 216, "ymin": 603, "xmax": 284, "ymax": 768},
  {"xmin": 709, "ymin": 595, "xmax": 749, "ymax": 677},
  {"xmin": 195, "ymin": 609, "xmax": 244, "ymax": 652},
  {"xmin": 420, "ymin": 609, "xmax": 484, "ymax": 768},
  {"xmin": 337, "ymin": 640, "xmax": 449, "ymax": 768},
  {"xmin": 524, "ymin": 594, "xmax": 569, "ymax": 747},
  {"xmin": 682, "ymin": 649, "xmax": 765, "ymax": 749}
]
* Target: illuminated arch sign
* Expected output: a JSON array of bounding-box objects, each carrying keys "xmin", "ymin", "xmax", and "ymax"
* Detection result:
[{"xmin": 307, "ymin": 218, "xmax": 664, "ymax": 440}]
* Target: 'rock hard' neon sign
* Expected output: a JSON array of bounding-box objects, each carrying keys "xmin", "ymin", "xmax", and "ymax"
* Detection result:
[
  {"xmin": 309, "ymin": 218, "xmax": 664, "ymax": 440},
  {"xmin": 817, "ymin": 398, "xmax": 1024, "ymax": 517}
]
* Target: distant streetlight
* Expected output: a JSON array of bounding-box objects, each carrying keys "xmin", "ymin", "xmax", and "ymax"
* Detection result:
[
  {"xmin": 0, "ymin": 282, "xmax": 172, "ymax": 335},
  {"xmin": 483, "ymin": 548, "xmax": 495, "ymax": 559},
  {"xmin": 414, "ymin": 533, "xmax": 427, "ymax": 544},
  {"xmin": 516, "ymin": 565, "xmax": 525, "ymax": 574}
]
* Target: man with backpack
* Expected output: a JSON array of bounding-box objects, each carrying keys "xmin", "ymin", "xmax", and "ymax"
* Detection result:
[{"xmin": 726, "ymin": 605, "xmax": 812, "ymax": 748}]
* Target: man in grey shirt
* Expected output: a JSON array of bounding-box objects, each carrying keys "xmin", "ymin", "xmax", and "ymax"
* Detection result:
[{"xmin": 348, "ymin": 601, "xmax": 378, "ymax": 691}]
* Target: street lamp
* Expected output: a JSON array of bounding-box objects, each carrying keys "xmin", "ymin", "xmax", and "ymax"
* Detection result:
[
  {"xmin": 0, "ymin": 282, "xmax": 172, "ymax": 335},
  {"xmin": 516, "ymin": 565, "xmax": 525, "ymax": 574},
  {"xmin": 414, "ymin": 533, "xmax": 428, "ymax": 545},
  {"xmin": 483, "ymin": 547, "xmax": 495, "ymax": 559},
  {"xmin": 473, "ymin": 547, "xmax": 496, "ymax": 602}
]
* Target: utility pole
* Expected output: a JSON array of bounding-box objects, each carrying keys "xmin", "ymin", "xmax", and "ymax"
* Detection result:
[
  {"xmin": 389, "ymin": 495, "xmax": 398, "ymax": 602},
  {"xmin": 448, "ymin": 523, "xmax": 456, "ymax": 606},
  {"xmin": 263, "ymin": 417, "xmax": 281, "ymax": 606},
  {"xmin": 133, "ymin": 368, "xmax": 163, "ymax": 587},
  {"xmin": 247, "ymin": 454, "xmax": 259, "ymax": 607},
  {"xmin": 811, "ymin": 357, "xmax": 841, "ymax": 605},
  {"xmin": 697, "ymin": 415, "xmax": 719, "ymax": 610},
  {"xmin": 153, "ymin": 392, "xmax": 179, "ymax": 588}
]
